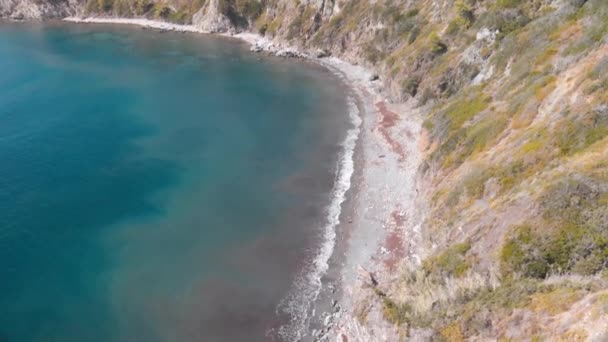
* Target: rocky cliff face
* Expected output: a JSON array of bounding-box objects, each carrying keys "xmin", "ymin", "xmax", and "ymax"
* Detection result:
[
  {"xmin": 191, "ymin": 0, "xmax": 232, "ymax": 32},
  {"xmin": 0, "ymin": 0, "xmax": 82, "ymax": 19},
  {"xmin": 3, "ymin": 0, "xmax": 608, "ymax": 340}
]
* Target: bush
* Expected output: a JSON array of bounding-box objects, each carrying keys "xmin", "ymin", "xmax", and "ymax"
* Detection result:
[
  {"xmin": 496, "ymin": 0, "xmax": 523, "ymax": 9},
  {"xmin": 382, "ymin": 297, "xmax": 412, "ymax": 325},
  {"xmin": 97, "ymin": 0, "xmax": 113, "ymax": 12},
  {"xmin": 556, "ymin": 110, "xmax": 608, "ymax": 156},
  {"xmin": 363, "ymin": 43, "xmax": 385, "ymax": 64},
  {"xmin": 502, "ymin": 177, "xmax": 608, "ymax": 279},
  {"xmin": 395, "ymin": 16, "xmax": 416, "ymax": 36},
  {"xmin": 455, "ymin": 0, "xmax": 474, "ymax": 27},
  {"xmin": 154, "ymin": 4, "xmax": 172, "ymax": 18},
  {"xmin": 430, "ymin": 32, "xmax": 448, "ymax": 55},
  {"xmin": 423, "ymin": 242, "xmax": 472, "ymax": 278},
  {"xmin": 134, "ymin": 0, "xmax": 153, "ymax": 15},
  {"xmin": 444, "ymin": 92, "xmax": 491, "ymax": 130},
  {"xmin": 114, "ymin": 0, "xmax": 131, "ymax": 16},
  {"xmin": 85, "ymin": 0, "xmax": 99, "ymax": 13},
  {"xmin": 169, "ymin": 10, "xmax": 190, "ymax": 24},
  {"xmin": 500, "ymin": 225, "xmax": 550, "ymax": 278},
  {"xmin": 476, "ymin": 10, "xmax": 530, "ymax": 40},
  {"xmin": 402, "ymin": 78, "xmax": 420, "ymax": 97},
  {"xmin": 236, "ymin": 0, "xmax": 263, "ymax": 20},
  {"xmin": 406, "ymin": 8, "xmax": 419, "ymax": 17},
  {"xmin": 408, "ymin": 26, "xmax": 421, "ymax": 44}
]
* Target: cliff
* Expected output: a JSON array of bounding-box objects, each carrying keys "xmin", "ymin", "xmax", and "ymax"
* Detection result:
[{"xmin": 3, "ymin": 0, "xmax": 608, "ymax": 340}]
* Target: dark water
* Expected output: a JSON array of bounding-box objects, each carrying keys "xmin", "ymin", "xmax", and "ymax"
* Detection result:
[{"xmin": 0, "ymin": 22, "xmax": 350, "ymax": 342}]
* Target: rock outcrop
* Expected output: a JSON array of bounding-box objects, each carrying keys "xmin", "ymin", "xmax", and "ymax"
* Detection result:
[
  {"xmin": 191, "ymin": 0, "xmax": 232, "ymax": 33},
  {"xmin": 0, "ymin": 0, "xmax": 81, "ymax": 19}
]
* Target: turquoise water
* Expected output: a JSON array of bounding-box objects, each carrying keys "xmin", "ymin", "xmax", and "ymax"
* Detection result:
[{"xmin": 0, "ymin": 22, "xmax": 350, "ymax": 341}]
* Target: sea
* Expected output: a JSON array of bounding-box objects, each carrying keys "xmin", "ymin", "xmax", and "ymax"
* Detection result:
[{"xmin": 0, "ymin": 21, "xmax": 359, "ymax": 342}]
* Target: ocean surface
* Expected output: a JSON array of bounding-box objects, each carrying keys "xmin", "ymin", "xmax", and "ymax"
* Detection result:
[{"xmin": 0, "ymin": 22, "xmax": 354, "ymax": 342}]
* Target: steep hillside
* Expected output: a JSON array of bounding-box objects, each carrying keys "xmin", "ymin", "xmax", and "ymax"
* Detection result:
[{"xmin": 3, "ymin": 0, "xmax": 608, "ymax": 340}]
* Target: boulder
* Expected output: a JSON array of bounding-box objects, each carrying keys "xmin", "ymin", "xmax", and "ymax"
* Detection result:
[{"xmin": 315, "ymin": 49, "xmax": 331, "ymax": 58}]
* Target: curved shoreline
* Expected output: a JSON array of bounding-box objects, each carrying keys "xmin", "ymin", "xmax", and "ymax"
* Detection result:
[{"xmin": 63, "ymin": 16, "xmax": 414, "ymax": 342}]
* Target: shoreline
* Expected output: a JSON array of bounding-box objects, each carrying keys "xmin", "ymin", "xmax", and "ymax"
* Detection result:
[{"xmin": 61, "ymin": 16, "xmax": 422, "ymax": 341}]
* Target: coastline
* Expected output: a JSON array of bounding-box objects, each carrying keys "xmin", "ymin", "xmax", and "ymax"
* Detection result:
[{"xmin": 62, "ymin": 16, "xmax": 423, "ymax": 341}]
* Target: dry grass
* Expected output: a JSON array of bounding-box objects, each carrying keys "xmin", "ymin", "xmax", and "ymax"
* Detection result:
[{"xmin": 390, "ymin": 264, "xmax": 500, "ymax": 317}]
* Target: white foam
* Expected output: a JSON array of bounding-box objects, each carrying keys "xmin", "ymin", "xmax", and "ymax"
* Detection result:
[{"xmin": 274, "ymin": 94, "xmax": 362, "ymax": 341}]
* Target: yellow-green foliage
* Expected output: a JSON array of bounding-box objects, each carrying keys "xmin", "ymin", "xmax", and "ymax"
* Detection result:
[
  {"xmin": 429, "ymin": 31, "xmax": 448, "ymax": 54},
  {"xmin": 464, "ymin": 114, "xmax": 508, "ymax": 156},
  {"xmin": 378, "ymin": 265, "xmax": 601, "ymax": 339},
  {"xmin": 423, "ymin": 242, "xmax": 472, "ymax": 278},
  {"xmin": 154, "ymin": 3, "xmax": 172, "ymax": 18},
  {"xmin": 114, "ymin": 0, "xmax": 131, "ymax": 16},
  {"xmin": 363, "ymin": 43, "xmax": 385, "ymax": 64},
  {"xmin": 445, "ymin": 93, "xmax": 491, "ymax": 130},
  {"xmin": 440, "ymin": 322, "xmax": 465, "ymax": 342},
  {"xmin": 556, "ymin": 111, "xmax": 608, "ymax": 156},
  {"xmin": 236, "ymin": 0, "xmax": 262, "ymax": 20},
  {"xmin": 382, "ymin": 297, "xmax": 411, "ymax": 326},
  {"xmin": 97, "ymin": 0, "xmax": 114, "ymax": 12},
  {"xmin": 533, "ymin": 75, "xmax": 556, "ymax": 101},
  {"xmin": 428, "ymin": 92, "xmax": 497, "ymax": 170},
  {"xmin": 495, "ymin": 0, "xmax": 523, "ymax": 9},
  {"xmin": 265, "ymin": 15, "xmax": 283, "ymax": 36},
  {"xmin": 535, "ymin": 46, "xmax": 558, "ymax": 67},
  {"xmin": 564, "ymin": 0, "xmax": 608, "ymax": 55},
  {"xmin": 501, "ymin": 177, "xmax": 608, "ymax": 279},
  {"xmin": 528, "ymin": 287, "xmax": 583, "ymax": 314},
  {"xmin": 134, "ymin": 0, "xmax": 152, "ymax": 15}
]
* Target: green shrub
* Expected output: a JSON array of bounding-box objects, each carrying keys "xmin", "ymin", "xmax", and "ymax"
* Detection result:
[
  {"xmin": 217, "ymin": 0, "xmax": 235, "ymax": 17},
  {"xmin": 423, "ymin": 241, "xmax": 472, "ymax": 278},
  {"xmin": 382, "ymin": 298, "xmax": 412, "ymax": 325},
  {"xmin": 444, "ymin": 93, "xmax": 491, "ymax": 130},
  {"xmin": 237, "ymin": 0, "xmax": 263, "ymax": 20},
  {"xmin": 363, "ymin": 43, "xmax": 385, "ymax": 64},
  {"xmin": 134, "ymin": 0, "xmax": 153, "ymax": 15},
  {"xmin": 496, "ymin": 0, "xmax": 523, "ymax": 9},
  {"xmin": 455, "ymin": 0, "xmax": 474, "ymax": 27},
  {"xmin": 402, "ymin": 78, "xmax": 420, "ymax": 97},
  {"xmin": 557, "ymin": 111, "xmax": 608, "ymax": 156},
  {"xmin": 446, "ymin": 19, "xmax": 463, "ymax": 36},
  {"xmin": 154, "ymin": 3, "xmax": 172, "ymax": 18},
  {"xmin": 395, "ymin": 16, "xmax": 416, "ymax": 36},
  {"xmin": 406, "ymin": 8, "xmax": 419, "ymax": 17},
  {"xmin": 476, "ymin": 10, "xmax": 530, "ymax": 40},
  {"xmin": 97, "ymin": 0, "xmax": 113, "ymax": 12},
  {"xmin": 114, "ymin": 0, "xmax": 132, "ymax": 16},
  {"xmin": 446, "ymin": 114, "xmax": 508, "ymax": 168},
  {"xmin": 408, "ymin": 26, "xmax": 420, "ymax": 44},
  {"xmin": 169, "ymin": 10, "xmax": 190, "ymax": 24},
  {"xmin": 500, "ymin": 225, "xmax": 552, "ymax": 278},
  {"xmin": 85, "ymin": 0, "xmax": 99, "ymax": 13},
  {"xmin": 430, "ymin": 32, "xmax": 448, "ymax": 55},
  {"xmin": 589, "ymin": 57, "xmax": 608, "ymax": 80},
  {"xmin": 502, "ymin": 177, "xmax": 608, "ymax": 279}
]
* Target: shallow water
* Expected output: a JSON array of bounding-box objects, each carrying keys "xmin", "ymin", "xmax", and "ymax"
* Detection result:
[{"xmin": 0, "ymin": 22, "xmax": 351, "ymax": 342}]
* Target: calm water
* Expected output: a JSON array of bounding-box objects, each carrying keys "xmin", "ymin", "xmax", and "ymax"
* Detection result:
[{"xmin": 0, "ymin": 22, "xmax": 351, "ymax": 341}]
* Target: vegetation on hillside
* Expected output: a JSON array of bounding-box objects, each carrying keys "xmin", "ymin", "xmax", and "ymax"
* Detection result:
[{"xmin": 76, "ymin": 0, "xmax": 608, "ymax": 338}]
